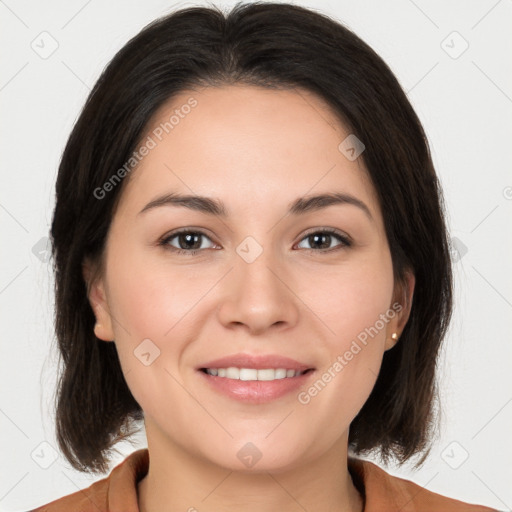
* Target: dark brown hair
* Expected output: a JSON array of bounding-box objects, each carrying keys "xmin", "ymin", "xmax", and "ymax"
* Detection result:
[{"xmin": 50, "ymin": 1, "xmax": 453, "ymax": 473}]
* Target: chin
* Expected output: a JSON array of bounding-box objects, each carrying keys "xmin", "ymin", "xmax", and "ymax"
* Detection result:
[{"xmin": 197, "ymin": 436, "xmax": 311, "ymax": 474}]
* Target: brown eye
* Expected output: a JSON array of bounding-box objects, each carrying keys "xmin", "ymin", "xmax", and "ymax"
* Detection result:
[
  {"xmin": 175, "ymin": 232, "xmax": 203, "ymax": 250},
  {"xmin": 160, "ymin": 230, "xmax": 216, "ymax": 253},
  {"xmin": 296, "ymin": 230, "xmax": 351, "ymax": 252}
]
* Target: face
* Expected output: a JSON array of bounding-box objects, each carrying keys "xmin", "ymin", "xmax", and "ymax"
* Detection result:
[{"xmin": 86, "ymin": 85, "xmax": 414, "ymax": 472}]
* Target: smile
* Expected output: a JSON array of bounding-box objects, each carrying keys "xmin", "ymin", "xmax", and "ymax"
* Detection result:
[{"xmin": 201, "ymin": 367, "xmax": 312, "ymax": 380}]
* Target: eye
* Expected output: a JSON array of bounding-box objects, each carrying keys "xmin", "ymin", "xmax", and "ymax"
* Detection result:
[
  {"xmin": 159, "ymin": 230, "xmax": 217, "ymax": 254},
  {"xmin": 296, "ymin": 229, "xmax": 351, "ymax": 252},
  {"xmin": 158, "ymin": 228, "xmax": 351, "ymax": 255}
]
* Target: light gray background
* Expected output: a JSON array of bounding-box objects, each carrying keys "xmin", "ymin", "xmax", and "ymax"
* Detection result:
[{"xmin": 1, "ymin": 0, "xmax": 511, "ymax": 511}]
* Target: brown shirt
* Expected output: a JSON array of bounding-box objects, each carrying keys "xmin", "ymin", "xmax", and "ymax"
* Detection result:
[{"xmin": 31, "ymin": 449, "xmax": 498, "ymax": 512}]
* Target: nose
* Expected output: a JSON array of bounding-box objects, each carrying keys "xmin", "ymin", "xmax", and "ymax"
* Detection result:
[{"xmin": 216, "ymin": 248, "xmax": 300, "ymax": 335}]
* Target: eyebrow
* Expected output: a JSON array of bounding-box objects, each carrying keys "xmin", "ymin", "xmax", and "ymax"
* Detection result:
[{"xmin": 138, "ymin": 192, "xmax": 373, "ymax": 221}]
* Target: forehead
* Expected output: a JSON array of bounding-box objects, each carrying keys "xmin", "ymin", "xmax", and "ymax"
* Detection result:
[{"xmin": 118, "ymin": 85, "xmax": 380, "ymax": 221}]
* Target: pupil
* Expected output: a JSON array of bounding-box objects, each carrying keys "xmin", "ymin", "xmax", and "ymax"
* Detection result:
[
  {"xmin": 310, "ymin": 233, "xmax": 330, "ymax": 249},
  {"xmin": 180, "ymin": 233, "xmax": 201, "ymax": 250}
]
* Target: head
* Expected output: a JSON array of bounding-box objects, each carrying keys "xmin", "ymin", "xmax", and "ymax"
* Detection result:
[{"xmin": 51, "ymin": 1, "xmax": 452, "ymax": 473}]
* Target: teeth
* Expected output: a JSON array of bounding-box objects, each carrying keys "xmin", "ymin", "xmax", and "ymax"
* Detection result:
[
  {"xmin": 240, "ymin": 368, "xmax": 258, "ymax": 381},
  {"xmin": 205, "ymin": 367, "xmax": 305, "ymax": 381}
]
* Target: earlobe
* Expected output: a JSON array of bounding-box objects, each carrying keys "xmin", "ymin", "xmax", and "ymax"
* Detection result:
[
  {"xmin": 90, "ymin": 298, "xmax": 115, "ymax": 342},
  {"xmin": 384, "ymin": 332, "xmax": 399, "ymax": 351},
  {"xmin": 82, "ymin": 259, "xmax": 115, "ymax": 342},
  {"xmin": 385, "ymin": 270, "xmax": 415, "ymax": 351}
]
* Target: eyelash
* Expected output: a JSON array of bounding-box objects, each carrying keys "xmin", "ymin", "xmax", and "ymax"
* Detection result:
[{"xmin": 158, "ymin": 228, "xmax": 352, "ymax": 256}]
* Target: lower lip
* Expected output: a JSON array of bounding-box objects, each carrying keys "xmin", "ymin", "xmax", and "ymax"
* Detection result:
[{"xmin": 197, "ymin": 369, "xmax": 315, "ymax": 404}]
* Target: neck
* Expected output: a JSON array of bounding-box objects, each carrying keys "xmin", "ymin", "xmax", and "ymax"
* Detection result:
[{"xmin": 137, "ymin": 423, "xmax": 363, "ymax": 512}]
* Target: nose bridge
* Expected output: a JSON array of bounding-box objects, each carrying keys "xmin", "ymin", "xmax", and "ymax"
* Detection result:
[
  {"xmin": 234, "ymin": 240, "xmax": 285, "ymax": 306},
  {"xmin": 216, "ymin": 237, "xmax": 299, "ymax": 332},
  {"xmin": 237, "ymin": 246, "xmax": 278, "ymax": 295}
]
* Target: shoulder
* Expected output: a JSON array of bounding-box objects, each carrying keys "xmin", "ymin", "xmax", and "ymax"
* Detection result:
[
  {"xmin": 348, "ymin": 457, "xmax": 499, "ymax": 512},
  {"xmin": 30, "ymin": 476, "xmax": 110, "ymax": 512},
  {"xmin": 30, "ymin": 449, "xmax": 149, "ymax": 512}
]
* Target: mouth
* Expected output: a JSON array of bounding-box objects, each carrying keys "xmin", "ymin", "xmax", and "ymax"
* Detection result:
[
  {"xmin": 196, "ymin": 353, "xmax": 316, "ymax": 403},
  {"xmin": 199, "ymin": 367, "xmax": 314, "ymax": 381}
]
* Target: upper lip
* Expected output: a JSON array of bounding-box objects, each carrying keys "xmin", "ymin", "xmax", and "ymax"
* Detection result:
[{"xmin": 198, "ymin": 353, "xmax": 314, "ymax": 372}]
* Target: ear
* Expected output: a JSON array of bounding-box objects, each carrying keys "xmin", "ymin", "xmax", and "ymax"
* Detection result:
[
  {"xmin": 384, "ymin": 269, "xmax": 415, "ymax": 350},
  {"xmin": 82, "ymin": 257, "xmax": 115, "ymax": 342}
]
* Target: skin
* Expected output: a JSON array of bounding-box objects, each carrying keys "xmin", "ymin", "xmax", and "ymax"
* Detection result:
[{"xmin": 84, "ymin": 85, "xmax": 414, "ymax": 512}]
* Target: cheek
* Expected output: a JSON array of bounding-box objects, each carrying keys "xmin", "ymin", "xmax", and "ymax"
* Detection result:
[
  {"xmin": 104, "ymin": 253, "xmax": 199, "ymax": 421},
  {"xmin": 106, "ymin": 249, "xmax": 213, "ymax": 342},
  {"xmin": 297, "ymin": 251, "xmax": 395, "ymax": 345},
  {"xmin": 295, "ymin": 253, "xmax": 394, "ymax": 415},
  {"xmin": 104, "ymin": 250, "xmax": 209, "ymax": 399}
]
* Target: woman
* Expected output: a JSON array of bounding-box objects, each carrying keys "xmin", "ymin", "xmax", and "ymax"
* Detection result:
[{"xmin": 32, "ymin": 2, "xmax": 498, "ymax": 511}]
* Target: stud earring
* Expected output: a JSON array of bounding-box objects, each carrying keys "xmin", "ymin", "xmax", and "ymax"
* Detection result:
[{"xmin": 391, "ymin": 332, "xmax": 399, "ymax": 341}]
